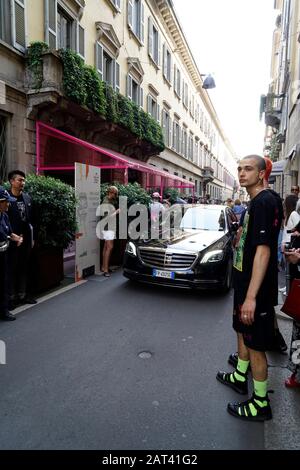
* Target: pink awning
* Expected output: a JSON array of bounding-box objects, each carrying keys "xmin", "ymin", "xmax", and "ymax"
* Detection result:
[{"xmin": 36, "ymin": 121, "xmax": 194, "ymax": 190}]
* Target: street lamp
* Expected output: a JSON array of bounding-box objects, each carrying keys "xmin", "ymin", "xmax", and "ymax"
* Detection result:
[{"xmin": 201, "ymin": 74, "xmax": 216, "ymax": 89}]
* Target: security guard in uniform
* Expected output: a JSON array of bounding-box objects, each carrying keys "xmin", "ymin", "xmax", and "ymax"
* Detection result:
[{"xmin": 0, "ymin": 186, "xmax": 23, "ymax": 321}]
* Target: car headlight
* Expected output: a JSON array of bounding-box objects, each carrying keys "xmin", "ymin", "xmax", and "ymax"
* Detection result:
[
  {"xmin": 125, "ymin": 241, "xmax": 137, "ymax": 257},
  {"xmin": 200, "ymin": 249, "xmax": 224, "ymax": 263}
]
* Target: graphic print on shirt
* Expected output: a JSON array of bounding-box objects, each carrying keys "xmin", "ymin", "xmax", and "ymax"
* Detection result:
[
  {"xmin": 233, "ymin": 211, "xmax": 249, "ymax": 272},
  {"xmin": 17, "ymin": 200, "xmax": 26, "ymax": 222}
]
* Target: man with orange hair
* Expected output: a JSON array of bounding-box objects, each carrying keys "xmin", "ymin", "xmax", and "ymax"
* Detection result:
[
  {"xmin": 227, "ymin": 156, "xmax": 287, "ymax": 372},
  {"xmin": 263, "ymin": 156, "xmax": 273, "ymax": 186}
]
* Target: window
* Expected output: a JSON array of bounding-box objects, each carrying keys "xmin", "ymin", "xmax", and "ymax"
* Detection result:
[
  {"xmin": 128, "ymin": 0, "xmax": 144, "ymax": 44},
  {"xmin": 57, "ymin": 8, "xmax": 73, "ymax": 49},
  {"xmin": 200, "ymin": 109, "xmax": 204, "ymax": 131},
  {"xmin": 0, "ymin": 116, "xmax": 7, "ymax": 183},
  {"xmin": 0, "ymin": 0, "xmax": 25, "ymax": 51},
  {"xmin": 162, "ymin": 109, "xmax": 172, "ymax": 148},
  {"xmin": 0, "ymin": 1, "xmax": 11, "ymax": 44},
  {"xmin": 172, "ymin": 120, "xmax": 181, "ymax": 154},
  {"xmin": 107, "ymin": 0, "xmax": 121, "ymax": 11},
  {"xmin": 96, "ymin": 42, "xmax": 120, "ymax": 91},
  {"xmin": 163, "ymin": 44, "xmax": 172, "ymax": 82},
  {"xmin": 103, "ymin": 50, "xmax": 114, "ymax": 86},
  {"xmin": 195, "ymin": 139, "xmax": 199, "ymax": 166},
  {"xmin": 147, "ymin": 94, "xmax": 160, "ymax": 121},
  {"xmin": 148, "ymin": 18, "xmax": 161, "ymax": 67},
  {"xmin": 181, "ymin": 127, "xmax": 187, "ymax": 158},
  {"xmin": 173, "ymin": 65, "xmax": 181, "ymax": 98},
  {"xmin": 189, "ymin": 94, "xmax": 195, "ymax": 118},
  {"xmin": 188, "ymin": 133, "xmax": 194, "ymax": 161},
  {"xmin": 78, "ymin": 24, "xmax": 85, "ymax": 58},
  {"xmin": 195, "ymin": 103, "xmax": 200, "ymax": 124},
  {"xmin": 182, "ymin": 81, "xmax": 188, "ymax": 109},
  {"xmin": 127, "ymin": 74, "xmax": 143, "ymax": 107},
  {"xmin": 199, "ymin": 144, "xmax": 203, "ymax": 168}
]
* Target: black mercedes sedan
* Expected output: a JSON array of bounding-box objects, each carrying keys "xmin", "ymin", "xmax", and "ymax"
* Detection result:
[{"xmin": 123, "ymin": 204, "xmax": 237, "ymax": 293}]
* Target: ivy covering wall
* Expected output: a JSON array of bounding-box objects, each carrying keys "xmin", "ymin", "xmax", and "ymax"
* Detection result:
[{"xmin": 28, "ymin": 43, "xmax": 165, "ymax": 152}]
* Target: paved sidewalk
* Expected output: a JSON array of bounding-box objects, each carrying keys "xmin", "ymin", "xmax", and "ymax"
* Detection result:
[{"xmin": 265, "ymin": 295, "xmax": 300, "ymax": 449}]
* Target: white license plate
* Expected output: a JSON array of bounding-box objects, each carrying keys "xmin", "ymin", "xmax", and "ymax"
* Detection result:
[{"xmin": 152, "ymin": 269, "xmax": 175, "ymax": 279}]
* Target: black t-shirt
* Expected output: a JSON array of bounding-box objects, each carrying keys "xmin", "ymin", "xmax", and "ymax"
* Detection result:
[{"xmin": 233, "ymin": 189, "xmax": 283, "ymax": 310}]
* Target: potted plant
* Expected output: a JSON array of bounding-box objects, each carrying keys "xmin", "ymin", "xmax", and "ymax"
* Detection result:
[{"xmin": 22, "ymin": 175, "xmax": 77, "ymax": 292}]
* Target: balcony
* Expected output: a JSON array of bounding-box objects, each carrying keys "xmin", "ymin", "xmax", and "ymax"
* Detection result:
[
  {"xmin": 202, "ymin": 166, "xmax": 214, "ymax": 182},
  {"xmin": 25, "ymin": 48, "xmax": 164, "ymax": 160},
  {"xmin": 264, "ymin": 92, "xmax": 283, "ymax": 129}
]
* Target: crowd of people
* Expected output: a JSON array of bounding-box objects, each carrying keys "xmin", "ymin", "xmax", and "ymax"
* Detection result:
[{"xmin": 0, "ymin": 170, "xmax": 36, "ymax": 322}]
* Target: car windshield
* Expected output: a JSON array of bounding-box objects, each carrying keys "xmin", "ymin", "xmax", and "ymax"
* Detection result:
[{"xmin": 180, "ymin": 207, "xmax": 226, "ymax": 231}]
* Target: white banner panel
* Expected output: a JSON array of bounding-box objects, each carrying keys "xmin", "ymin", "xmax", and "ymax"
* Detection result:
[{"xmin": 75, "ymin": 163, "xmax": 101, "ymax": 281}]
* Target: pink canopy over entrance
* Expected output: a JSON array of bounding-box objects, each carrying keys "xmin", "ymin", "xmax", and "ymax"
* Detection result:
[{"xmin": 36, "ymin": 122, "xmax": 195, "ymax": 195}]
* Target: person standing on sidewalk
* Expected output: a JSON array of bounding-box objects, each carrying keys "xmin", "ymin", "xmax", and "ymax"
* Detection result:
[
  {"xmin": 216, "ymin": 155, "xmax": 283, "ymax": 421},
  {"xmin": 101, "ymin": 186, "xmax": 119, "ymax": 277},
  {"xmin": 228, "ymin": 157, "xmax": 287, "ymax": 361},
  {"xmin": 7, "ymin": 170, "xmax": 36, "ymax": 307},
  {"xmin": 0, "ymin": 187, "xmax": 23, "ymax": 321}
]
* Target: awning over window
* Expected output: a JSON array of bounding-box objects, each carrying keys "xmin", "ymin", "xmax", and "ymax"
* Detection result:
[
  {"xmin": 36, "ymin": 122, "xmax": 194, "ymax": 190},
  {"xmin": 270, "ymin": 159, "xmax": 287, "ymax": 176}
]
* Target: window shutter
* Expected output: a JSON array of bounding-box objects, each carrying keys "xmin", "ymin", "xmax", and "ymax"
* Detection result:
[
  {"xmin": 13, "ymin": 0, "xmax": 26, "ymax": 50},
  {"xmin": 147, "ymin": 94, "xmax": 152, "ymax": 115},
  {"xmin": 148, "ymin": 17, "xmax": 153, "ymax": 58},
  {"xmin": 115, "ymin": 62, "xmax": 120, "ymax": 93},
  {"xmin": 173, "ymin": 64, "xmax": 176, "ymax": 90},
  {"xmin": 168, "ymin": 117, "xmax": 172, "ymax": 148},
  {"xmin": 95, "ymin": 42, "xmax": 103, "ymax": 80},
  {"xmin": 163, "ymin": 44, "xmax": 166, "ymax": 78},
  {"xmin": 139, "ymin": 86, "xmax": 143, "ymax": 108},
  {"xmin": 127, "ymin": 74, "xmax": 132, "ymax": 100},
  {"xmin": 157, "ymin": 32, "xmax": 161, "ymax": 68},
  {"xmin": 127, "ymin": 0, "xmax": 133, "ymax": 30},
  {"xmin": 162, "ymin": 111, "xmax": 166, "ymax": 142},
  {"xmin": 77, "ymin": 24, "xmax": 85, "ymax": 58},
  {"xmin": 140, "ymin": 1, "xmax": 144, "ymax": 44},
  {"xmin": 178, "ymin": 126, "xmax": 182, "ymax": 153},
  {"xmin": 169, "ymin": 53, "xmax": 172, "ymax": 83},
  {"xmin": 157, "ymin": 103, "xmax": 160, "ymax": 123},
  {"xmin": 45, "ymin": 0, "xmax": 57, "ymax": 49},
  {"xmin": 172, "ymin": 121, "xmax": 176, "ymax": 149}
]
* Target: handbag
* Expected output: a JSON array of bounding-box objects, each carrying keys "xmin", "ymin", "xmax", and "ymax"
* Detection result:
[{"xmin": 281, "ymin": 278, "xmax": 300, "ymax": 322}]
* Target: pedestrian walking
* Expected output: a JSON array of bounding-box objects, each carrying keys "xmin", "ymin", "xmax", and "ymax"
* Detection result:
[
  {"xmin": 0, "ymin": 187, "xmax": 23, "ymax": 321},
  {"xmin": 7, "ymin": 170, "xmax": 36, "ymax": 308},
  {"xmin": 216, "ymin": 155, "xmax": 283, "ymax": 421}
]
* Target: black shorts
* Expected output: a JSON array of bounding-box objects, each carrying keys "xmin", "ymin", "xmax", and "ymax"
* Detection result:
[{"xmin": 232, "ymin": 303, "xmax": 276, "ymax": 352}]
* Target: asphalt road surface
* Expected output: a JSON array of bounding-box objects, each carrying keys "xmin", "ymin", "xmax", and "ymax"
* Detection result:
[{"xmin": 0, "ymin": 272, "xmax": 265, "ymax": 450}]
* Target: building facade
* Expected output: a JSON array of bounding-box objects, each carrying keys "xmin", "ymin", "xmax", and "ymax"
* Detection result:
[
  {"xmin": 263, "ymin": 0, "xmax": 300, "ymax": 195},
  {"xmin": 0, "ymin": 0, "xmax": 237, "ymax": 199}
]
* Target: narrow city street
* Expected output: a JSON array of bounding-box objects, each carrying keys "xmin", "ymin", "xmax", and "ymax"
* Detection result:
[{"xmin": 0, "ymin": 272, "xmax": 267, "ymax": 450}]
